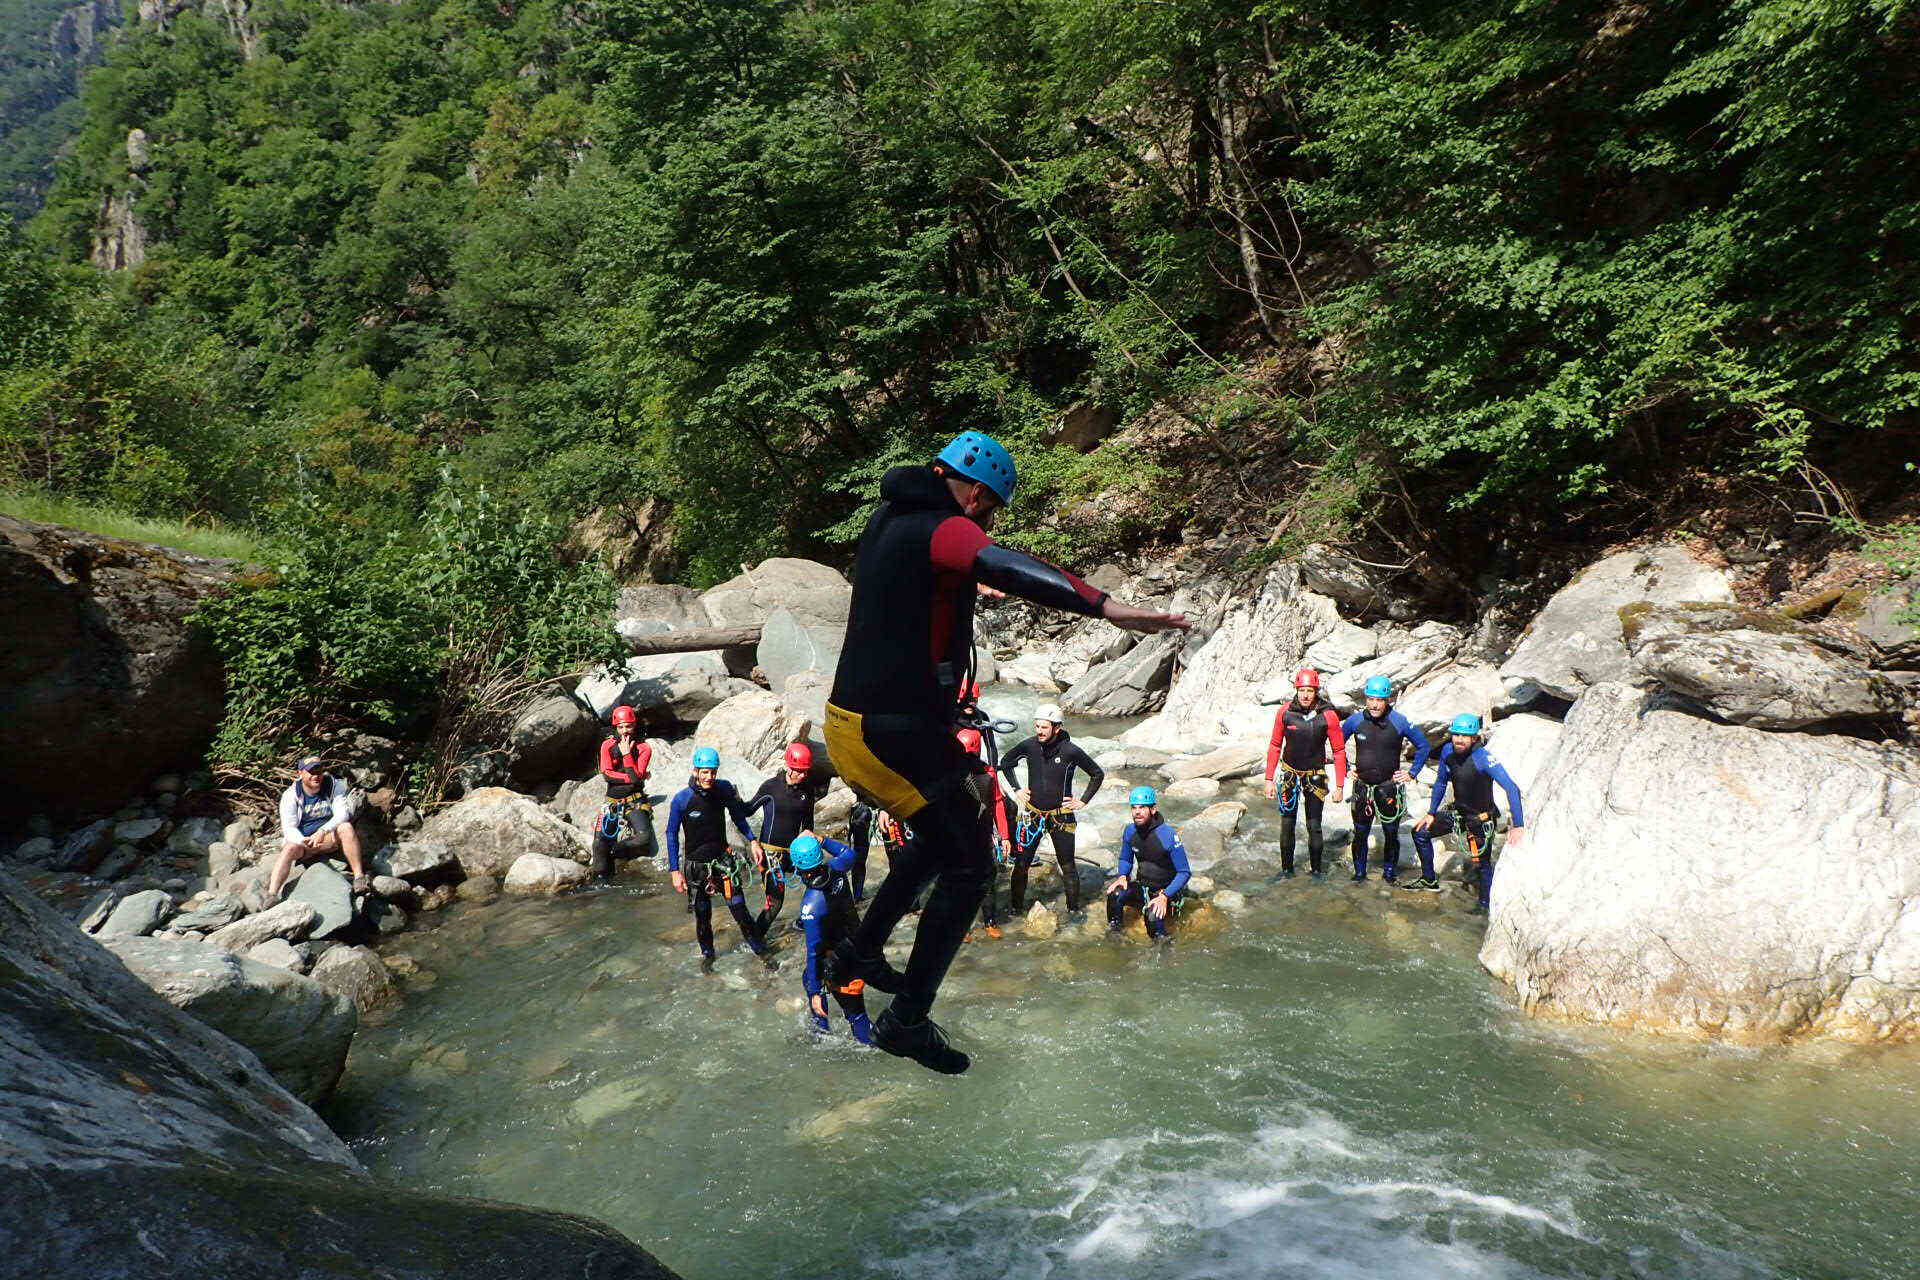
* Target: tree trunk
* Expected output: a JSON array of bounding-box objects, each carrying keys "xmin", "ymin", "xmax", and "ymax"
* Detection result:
[{"xmin": 626, "ymin": 625, "xmax": 762, "ymax": 656}]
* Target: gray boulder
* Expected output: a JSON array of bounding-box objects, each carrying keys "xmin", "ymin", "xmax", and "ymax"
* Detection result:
[
  {"xmin": 170, "ymin": 892, "xmax": 246, "ymax": 933},
  {"xmin": 1392, "ymin": 660, "xmax": 1504, "ymax": 737},
  {"xmin": 1301, "ymin": 620, "xmax": 1380, "ymax": 675},
  {"xmin": 375, "ymin": 838, "xmax": 458, "ymax": 881},
  {"xmin": 96, "ymin": 888, "xmax": 173, "ymax": 938},
  {"xmin": 246, "ymin": 938, "xmax": 307, "ymax": 972},
  {"xmin": 576, "ymin": 651, "xmax": 755, "ymax": 725},
  {"xmin": 700, "ymin": 557, "xmax": 850, "ymax": 632},
  {"xmin": 1853, "ymin": 581, "xmax": 1918, "ymax": 668},
  {"xmin": 1323, "ymin": 622, "xmax": 1463, "ymax": 707},
  {"xmin": 1483, "ymin": 713, "xmax": 1565, "ymax": 794},
  {"xmin": 758, "ymin": 606, "xmax": 845, "ymax": 695},
  {"xmin": 1623, "ymin": 606, "xmax": 1908, "ymax": 729},
  {"xmin": 1294, "ymin": 543, "xmax": 1417, "ymax": 621},
  {"xmin": 53, "ymin": 818, "xmax": 113, "ymax": 872},
  {"xmin": 93, "ymin": 845, "xmax": 142, "ymax": 881},
  {"xmin": 166, "ymin": 815, "xmax": 225, "ymax": 856},
  {"xmin": 1499, "ymin": 544, "xmax": 1733, "ymax": 704},
  {"xmin": 505, "ymin": 852, "xmax": 592, "ymax": 895},
  {"xmin": 1162, "ymin": 742, "xmax": 1266, "ymax": 784},
  {"xmin": 507, "ymin": 693, "xmax": 601, "ymax": 786},
  {"xmin": 419, "ymin": 787, "xmax": 590, "ymax": 878},
  {"xmin": 287, "ymin": 861, "xmax": 356, "ymax": 939},
  {"xmin": 10, "ymin": 835, "xmax": 54, "ymax": 864},
  {"xmin": 0, "ymin": 867, "xmax": 683, "ymax": 1279},
  {"xmin": 1062, "ymin": 631, "xmax": 1180, "ymax": 717},
  {"xmin": 613, "ymin": 582, "xmax": 710, "ymax": 642},
  {"xmin": 310, "ymin": 944, "xmax": 400, "ymax": 1015},
  {"xmin": 104, "ymin": 935, "xmax": 356, "ymax": 1103},
  {"xmin": 1481, "ymin": 681, "xmax": 1920, "ymax": 1043},
  {"xmin": 75, "ymin": 886, "xmax": 125, "ymax": 932},
  {"xmin": 695, "ymin": 687, "xmax": 788, "ymax": 768},
  {"xmin": 207, "ymin": 900, "xmax": 319, "ymax": 953}
]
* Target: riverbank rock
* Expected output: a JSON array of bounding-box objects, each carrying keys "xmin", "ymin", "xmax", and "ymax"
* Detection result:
[
  {"xmin": 1062, "ymin": 631, "xmax": 1180, "ymax": 717},
  {"xmin": 505, "ymin": 852, "xmax": 592, "ymax": 894},
  {"xmin": 170, "ymin": 891, "xmax": 247, "ymax": 933},
  {"xmin": 1162, "ymin": 777, "xmax": 1220, "ymax": 802},
  {"xmin": 1393, "ymin": 660, "xmax": 1503, "ymax": 736},
  {"xmin": 759, "ymin": 606, "xmax": 844, "ymax": 695},
  {"xmin": 696, "ymin": 687, "xmax": 788, "ymax": 767},
  {"xmin": 1163, "ymin": 742, "xmax": 1266, "ymax": 784},
  {"xmin": 0, "ymin": 516, "xmax": 236, "ymax": 822},
  {"xmin": 288, "ymin": 862, "xmax": 356, "ymax": 939},
  {"xmin": 311, "ymin": 944, "xmax": 400, "ymax": 1015},
  {"xmin": 1, "ymin": 867, "xmax": 685, "ymax": 1278},
  {"xmin": 96, "ymin": 887, "xmax": 173, "ymax": 938},
  {"xmin": 420, "ymin": 787, "xmax": 590, "ymax": 878},
  {"xmin": 1499, "ymin": 544, "xmax": 1733, "ymax": 706},
  {"xmin": 507, "ymin": 693, "xmax": 601, "ymax": 785},
  {"xmin": 375, "ymin": 838, "xmax": 458, "ymax": 881},
  {"xmin": 207, "ymin": 900, "xmax": 319, "ymax": 952},
  {"xmin": 1623, "ymin": 605, "xmax": 1907, "ymax": 729},
  {"xmin": 576, "ymin": 651, "xmax": 754, "ymax": 726},
  {"xmin": 104, "ymin": 935, "xmax": 356, "ymax": 1103},
  {"xmin": 1483, "ymin": 713, "xmax": 1565, "ymax": 793},
  {"xmin": 703, "ymin": 557, "xmax": 850, "ymax": 631},
  {"xmin": 1481, "ymin": 681, "xmax": 1920, "ymax": 1043},
  {"xmin": 1324, "ymin": 622, "xmax": 1462, "ymax": 706}
]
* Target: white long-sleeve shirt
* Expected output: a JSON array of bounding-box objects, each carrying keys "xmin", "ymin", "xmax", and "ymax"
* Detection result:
[{"xmin": 281, "ymin": 776, "xmax": 351, "ymax": 842}]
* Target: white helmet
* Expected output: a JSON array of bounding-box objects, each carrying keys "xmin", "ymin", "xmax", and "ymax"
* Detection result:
[{"xmin": 1035, "ymin": 703, "xmax": 1065, "ymax": 725}]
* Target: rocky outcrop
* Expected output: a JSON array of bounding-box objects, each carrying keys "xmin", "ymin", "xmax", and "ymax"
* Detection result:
[
  {"xmin": 1498, "ymin": 544, "xmax": 1733, "ymax": 706},
  {"xmin": 0, "ymin": 516, "xmax": 236, "ymax": 821},
  {"xmin": 695, "ymin": 687, "xmax": 787, "ymax": 767},
  {"xmin": 506, "ymin": 693, "xmax": 601, "ymax": 786},
  {"xmin": 103, "ymin": 935, "xmax": 355, "ymax": 1104},
  {"xmin": 1061, "ymin": 631, "xmax": 1180, "ymax": 717},
  {"xmin": 1623, "ymin": 603, "xmax": 1907, "ymax": 729},
  {"xmin": 420, "ymin": 786, "xmax": 590, "ymax": 878},
  {"xmin": 1481, "ymin": 681, "xmax": 1920, "ymax": 1043},
  {"xmin": 310, "ymin": 944, "xmax": 400, "ymax": 1015},
  {"xmin": 1, "ymin": 869, "xmax": 681, "ymax": 1278},
  {"xmin": 576, "ymin": 651, "xmax": 755, "ymax": 726},
  {"xmin": 571, "ymin": 499, "xmax": 682, "ymax": 585}
]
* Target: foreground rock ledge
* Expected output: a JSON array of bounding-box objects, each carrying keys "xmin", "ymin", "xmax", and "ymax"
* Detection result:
[
  {"xmin": 0, "ymin": 868, "xmax": 680, "ymax": 1279},
  {"xmin": 1481, "ymin": 682, "xmax": 1920, "ymax": 1042}
]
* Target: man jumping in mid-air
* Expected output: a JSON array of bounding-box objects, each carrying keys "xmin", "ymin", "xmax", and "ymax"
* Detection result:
[{"xmin": 825, "ymin": 430, "xmax": 1189, "ymax": 1074}]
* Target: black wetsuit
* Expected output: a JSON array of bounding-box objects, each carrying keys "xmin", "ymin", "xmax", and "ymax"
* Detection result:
[
  {"xmin": 749, "ymin": 771, "xmax": 821, "ymax": 934},
  {"xmin": 1265, "ymin": 699, "xmax": 1347, "ymax": 875},
  {"xmin": 847, "ymin": 801, "xmax": 874, "ymax": 901},
  {"xmin": 1000, "ymin": 731, "xmax": 1105, "ymax": 912},
  {"xmin": 825, "ymin": 464, "xmax": 1107, "ymax": 1023},
  {"xmin": 666, "ymin": 778, "xmax": 763, "ymax": 958},
  {"xmin": 1339, "ymin": 709, "xmax": 1431, "ymax": 881}
]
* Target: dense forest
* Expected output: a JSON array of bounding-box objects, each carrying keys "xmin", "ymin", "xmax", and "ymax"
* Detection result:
[{"xmin": 4, "ymin": 0, "xmax": 1917, "ymax": 772}]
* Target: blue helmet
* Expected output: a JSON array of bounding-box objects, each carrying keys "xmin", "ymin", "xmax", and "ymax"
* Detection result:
[
  {"xmin": 789, "ymin": 833, "xmax": 824, "ymax": 870},
  {"xmin": 1449, "ymin": 713, "xmax": 1482, "ymax": 736},
  {"xmin": 935, "ymin": 431, "xmax": 1017, "ymax": 506},
  {"xmin": 1128, "ymin": 785, "xmax": 1158, "ymax": 807},
  {"xmin": 691, "ymin": 746, "xmax": 720, "ymax": 770},
  {"xmin": 1363, "ymin": 675, "xmax": 1394, "ymax": 699}
]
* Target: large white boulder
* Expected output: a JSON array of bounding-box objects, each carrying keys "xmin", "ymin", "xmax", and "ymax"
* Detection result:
[
  {"xmin": 575, "ymin": 650, "xmax": 754, "ymax": 723},
  {"xmin": 105, "ymin": 935, "xmax": 356, "ymax": 1104},
  {"xmin": 1392, "ymin": 660, "xmax": 1504, "ymax": 738},
  {"xmin": 1156, "ymin": 565, "xmax": 1341, "ymax": 746},
  {"xmin": 419, "ymin": 787, "xmax": 590, "ymax": 878},
  {"xmin": 506, "ymin": 694, "xmax": 601, "ymax": 785},
  {"xmin": 1499, "ymin": 544, "xmax": 1733, "ymax": 705},
  {"xmin": 1324, "ymin": 622, "xmax": 1462, "ymax": 706},
  {"xmin": 696, "ymin": 688, "xmax": 788, "ymax": 768},
  {"xmin": 702, "ymin": 557, "xmax": 850, "ymax": 631},
  {"xmin": 1301, "ymin": 620, "xmax": 1380, "ymax": 675},
  {"xmin": 757, "ymin": 607, "xmax": 843, "ymax": 695},
  {"xmin": 504, "ymin": 852, "xmax": 591, "ymax": 895},
  {"xmin": 998, "ymin": 650, "xmax": 1063, "ymax": 692},
  {"xmin": 1481, "ymin": 681, "xmax": 1920, "ymax": 1043},
  {"xmin": 1482, "ymin": 712, "xmax": 1565, "ymax": 793}
]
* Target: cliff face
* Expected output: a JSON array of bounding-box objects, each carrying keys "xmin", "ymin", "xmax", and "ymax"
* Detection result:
[
  {"xmin": 0, "ymin": 0, "xmax": 121, "ymax": 215},
  {"xmin": 0, "ymin": 516, "xmax": 235, "ymax": 821}
]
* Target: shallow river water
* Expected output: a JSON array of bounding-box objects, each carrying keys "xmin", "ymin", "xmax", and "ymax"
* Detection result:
[{"xmin": 325, "ymin": 686, "xmax": 1920, "ymax": 1279}]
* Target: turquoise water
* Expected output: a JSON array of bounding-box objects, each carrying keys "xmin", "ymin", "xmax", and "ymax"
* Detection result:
[{"xmin": 324, "ymin": 689, "xmax": 1920, "ymax": 1279}]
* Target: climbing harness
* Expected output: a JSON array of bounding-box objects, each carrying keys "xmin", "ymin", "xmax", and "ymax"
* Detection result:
[
  {"xmin": 596, "ymin": 793, "xmax": 653, "ymax": 843},
  {"xmin": 1354, "ymin": 781, "xmax": 1405, "ymax": 825},
  {"xmin": 1275, "ymin": 763, "xmax": 1329, "ymax": 815}
]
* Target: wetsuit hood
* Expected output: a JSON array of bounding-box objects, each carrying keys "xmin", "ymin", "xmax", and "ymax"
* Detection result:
[{"xmin": 879, "ymin": 464, "xmax": 967, "ymax": 515}]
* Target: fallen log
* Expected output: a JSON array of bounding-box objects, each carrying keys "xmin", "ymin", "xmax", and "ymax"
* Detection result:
[{"xmin": 625, "ymin": 625, "xmax": 762, "ymax": 656}]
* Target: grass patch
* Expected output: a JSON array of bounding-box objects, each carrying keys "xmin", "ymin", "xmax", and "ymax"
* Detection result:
[{"xmin": 0, "ymin": 489, "xmax": 264, "ymax": 561}]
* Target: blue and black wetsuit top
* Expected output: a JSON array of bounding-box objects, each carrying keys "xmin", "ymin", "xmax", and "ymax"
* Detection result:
[
  {"xmin": 1428, "ymin": 746, "xmax": 1524, "ymax": 824},
  {"xmin": 1117, "ymin": 815, "xmax": 1191, "ymax": 897},
  {"xmin": 797, "ymin": 838, "xmax": 861, "ymax": 998},
  {"xmin": 750, "ymin": 773, "xmax": 821, "ymax": 848},
  {"xmin": 1339, "ymin": 709, "xmax": 1432, "ymax": 785},
  {"xmin": 665, "ymin": 778, "xmax": 757, "ymax": 870}
]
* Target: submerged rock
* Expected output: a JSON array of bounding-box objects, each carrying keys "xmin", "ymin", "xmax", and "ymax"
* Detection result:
[
  {"xmin": 506, "ymin": 852, "xmax": 591, "ymax": 895},
  {"xmin": 1482, "ymin": 681, "xmax": 1920, "ymax": 1043}
]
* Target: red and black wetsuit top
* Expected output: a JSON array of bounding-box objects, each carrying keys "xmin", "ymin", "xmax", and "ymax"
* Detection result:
[
  {"xmin": 1265, "ymin": 698, "xmax": 1349, "ymax": 788},
  {"xmin": 599, "ymin": 735, "xmax": 652, "ymax": 800},
  {"xmin": 830, "ymin": 464, "xmax": 1109, "ymax": 726}
]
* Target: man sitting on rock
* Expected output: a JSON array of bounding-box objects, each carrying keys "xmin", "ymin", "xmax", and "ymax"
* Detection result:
[
  {"xmin": 1410, "ymin": 713, "xmax": 1525, "ymax": 910},
  {"xmin": 1104, "ymin": 786, "xmax": 1190, "ymax": 941},
  {"xmin": 269, "ymin": 756, "xmax": 369, "ymax": 901}
]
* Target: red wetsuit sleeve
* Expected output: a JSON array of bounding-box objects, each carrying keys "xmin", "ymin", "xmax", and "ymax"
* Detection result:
[
  {"xmin": 599, "ymin": 738, "xmax": 628, "ymax": 784},
  {"xmin": 1266, "ymin": 708, "xmax": 1286, "ymax": 781},
  {"xmin": 1324, "ymin": 709, "xmax": 1348, "ymax": 788},
  {"xmin": 929, "ymin": 515, "xmax": 993, "ymax": 573},
  {"xmin": 633, "ymin": 742, "xmax": 652, "ymax": 782}
]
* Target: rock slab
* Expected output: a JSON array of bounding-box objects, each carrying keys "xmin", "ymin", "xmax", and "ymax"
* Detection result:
[
  {"xmin": 1480, "ymin": 681, "xmax": 1920, "ymax": 1043},
  {"xmin": 420, "ymin": 787, "xmax": 591, "ymax": 878}
]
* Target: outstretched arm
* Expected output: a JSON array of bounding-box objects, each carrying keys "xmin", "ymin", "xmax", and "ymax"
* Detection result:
[
  {"xmin": 1163, "ymin": 832, "xmax": 1191, "ymax": 899},
  {"xmin": 931, "ymin": 517, "xmax": 1189, "ymax": 632}
]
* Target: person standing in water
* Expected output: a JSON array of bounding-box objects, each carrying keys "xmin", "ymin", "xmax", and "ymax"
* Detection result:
[
  {"xmin": 1104, "ymin": 786, "xmax": 1191, "ymax": 941},
  {"xmin": 1340, "ymin": 676, "xmax": 1431, "ymax": 883},
  {"xmin": 590, "ymin": 705, "xmax": 653, "ymax": 880},
  {"xmin": 825, "ymin": 429, "xmax": 1189, "ymax": 1074},
  {"xmin": 666, "ymin": 747, "xmax": 769, "ymax": 969},
  {"xmin": 792, "ymin": 832, "xmax": 874, "ymax": 1045},
  {"xmin": 958, "ymin": 726, "xmax": 1013, "ymax": 939},
  {"xmin": 999, "ymin": 703, "xmax": 1105, "ymax": 917},
  {"xmin": 749, "ymin": 742, "xmax": 824, "ymax": 937},
  {"xmin": 1409, "ymin": 713, "xmax": 1525, "ymax": 910},
  {"xmin": 1263, "ymin": 668, "xmax": 1348, "ymax": 877}
]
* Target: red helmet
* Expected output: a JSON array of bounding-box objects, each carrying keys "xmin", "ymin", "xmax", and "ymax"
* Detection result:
[
  {"xmin": 956, "ymin": 728, "xmax": 983, "ymax": 755},
  {"xmin": 784, "ymin": 742, "xmax": 813, "ymax": 771},
  {"xmin": 1293, "ymin": 668, "xmax": 1321, "ymax": 689},
  {"xmin": 610, "ymin": 706, "xmax": 637, "ymax": 728}
]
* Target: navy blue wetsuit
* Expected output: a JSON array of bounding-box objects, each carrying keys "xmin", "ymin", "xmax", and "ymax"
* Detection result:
[
  {"xmin": 1106, "ymin": 814, "xmax": 1191, "ymax": 940},
  {"xmin": 666, "ymin": 777, "xmax": 763, "ymax": 958},
  {"xmin": 1413, "ymin": 745, "xmax": 1523, "ymax": 907},
  {"xmin": 1339, "ymin": 709, "xmax": 1432, "ymax": 881},
  {"xmin": 798, "ymin": 838, "xmax": 873, "ymax": 1043}
]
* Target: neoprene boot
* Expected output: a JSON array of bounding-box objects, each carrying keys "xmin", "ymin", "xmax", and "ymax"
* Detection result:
[
  {"xmin": 848, "ymin": 1011, "xmax": 874, "ymax": 1045},
  {"xmin": 1307, "ymin": 824, "xmax": 1325, "ymax": 876},
  {"xmin": 589, "ymin": 835, "xmax": 613, "ymax": 880},
  {"xmin": 1060, "ymin": 857, "xmax": 1082, "ymax": 912},
  {"xmin": 873, "ymin": 1005, "xmax": 969, "ymax": 1075},
  {"xmin": 833, "ymin": 938, "xmax": 904, "ymax": 994},
  {"xmin": 1279, "ymin": 816, "xmax": 1297, "ymax": 874}
]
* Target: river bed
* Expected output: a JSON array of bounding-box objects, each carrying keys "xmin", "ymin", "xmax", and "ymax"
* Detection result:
[{"xmin": 324, "ymin": 686, "xmax": 1920, "ymax": 1279}]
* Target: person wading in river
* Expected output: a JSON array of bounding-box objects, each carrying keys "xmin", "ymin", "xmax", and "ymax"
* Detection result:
[
  {"xmin": 825, "ymin": 429, "xmax": 1189, "ymax": 1074},
  {"xmin": 1263, "ymin": 668, "xmax": 1348, "ymax": 878},
  {"xmin": 1409, "ymin": 713, "xmax": 1526, "ymax": 910},
  {"xmin": 749, "ymin": 742, "xmax": 825, "ymax": 938},
  {"xmin": 958, "ymin": 726, "xmax": 1012, "ymax": 940},
  {"xmin": 666, "ymin": 747, "xmax": 769, "ymax": 970},
  {"xmin": 1104, "ymin": 786, "xmax": 1191, "ymax": 942},
  {"xmin": 1000, "ymin": 703, "xmax": 1105, "ymax": 917},
  {"xmin": 791, "ymin": 832, "xmax": 874, "ymax": 1046},
  {"xmin": 590, "ymin": 705, "xmax": 653, "ymax": 880},
  {"xmin": 1339, "ymin": 676, "xmax": 1431, "ymax": 884}
]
